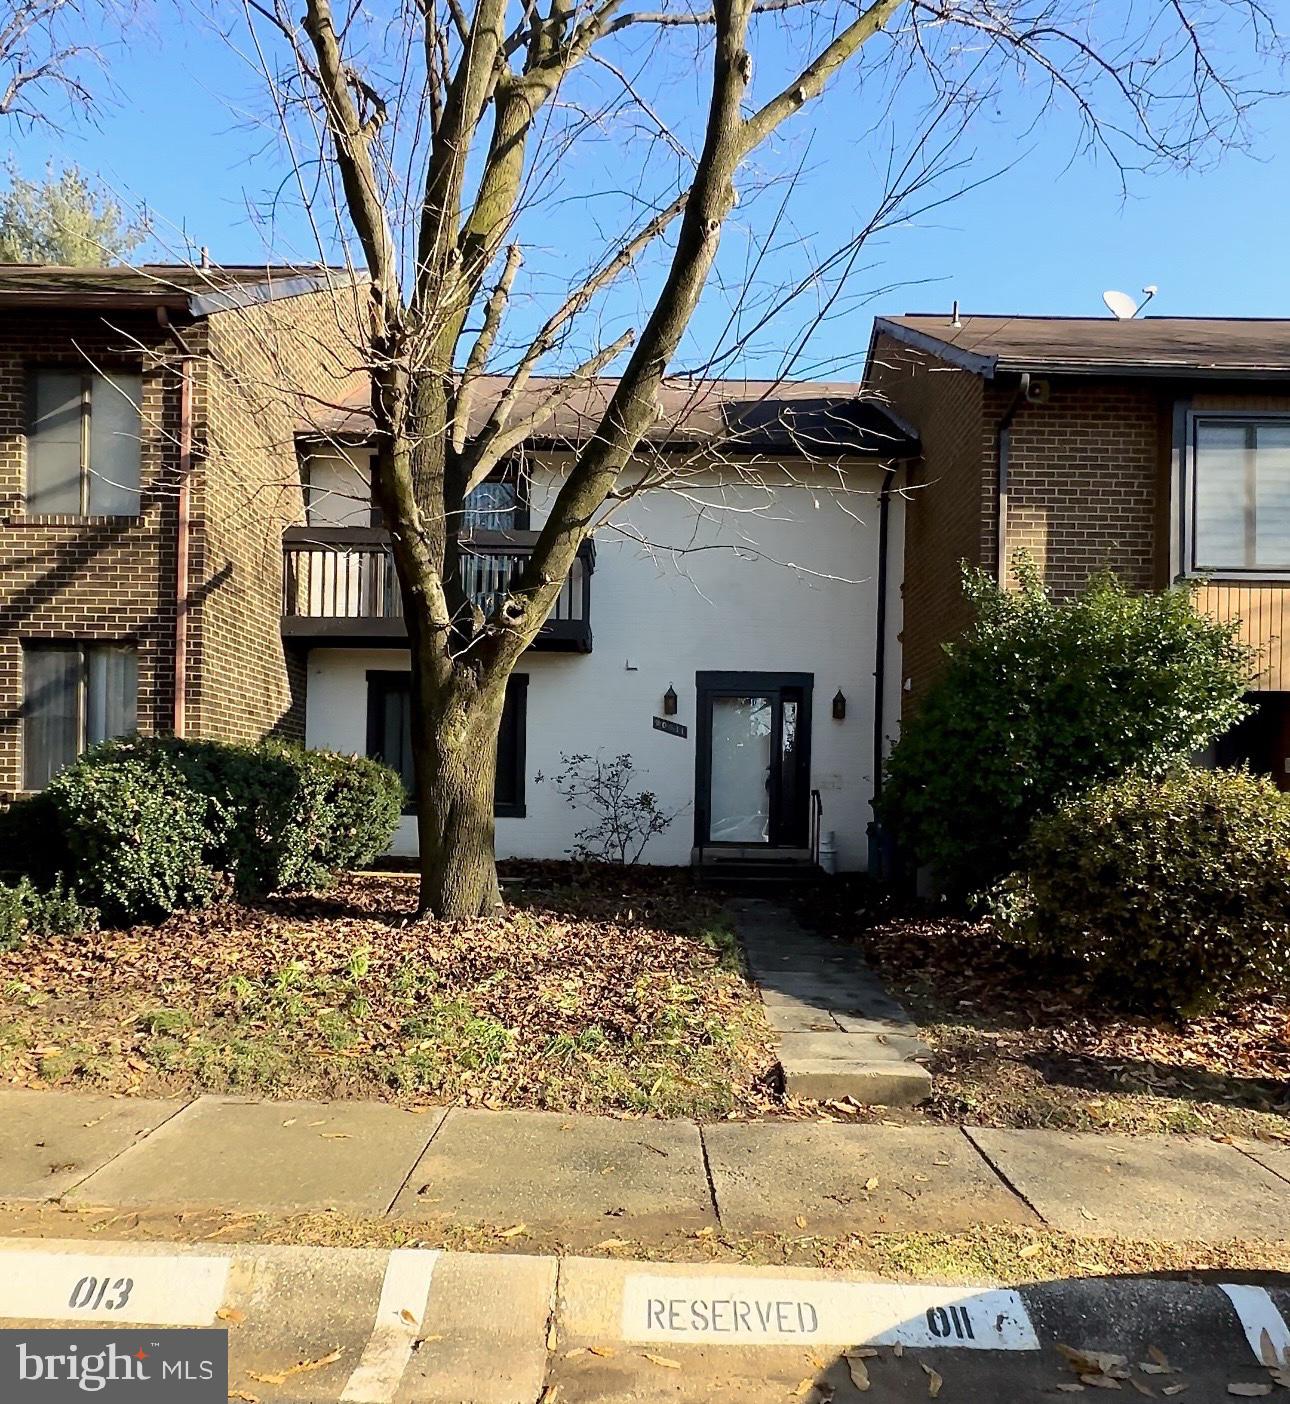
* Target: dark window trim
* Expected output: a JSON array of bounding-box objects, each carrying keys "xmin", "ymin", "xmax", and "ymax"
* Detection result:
[
  {"xmin": 495, "ymin": 672, "xmax": 528, "ymax": 817},
  {"xmin": 24, "ymin": 363, "xmax": 144, "ymax": 519},
  {"xmin": 1182, "ymin": 407, "xmax": 1290, "ymax": 579},
  {"xmin": 693, "ymin": 671, "xmax": 814, "ymax": 849},
  {"xmin": 365, "ymin": 670, "xmax": 528, "ymax": 818}
]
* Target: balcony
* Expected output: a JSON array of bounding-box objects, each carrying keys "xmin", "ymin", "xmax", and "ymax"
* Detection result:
[{"xmin": 281, "ymin": 525, "xmax": 594, "ymax": 652}]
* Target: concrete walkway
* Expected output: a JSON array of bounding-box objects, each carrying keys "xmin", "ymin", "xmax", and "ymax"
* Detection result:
[
  {"xmin": 2, "ymin": 1088, "xmax": 1287, "ymax": 1246},
  {"xmin": 732, "ymin": 898, "xmax": 933, "ymax": 1104}
]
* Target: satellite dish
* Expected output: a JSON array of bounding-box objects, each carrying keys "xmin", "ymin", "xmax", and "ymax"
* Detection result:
[{"xmin": 1103, "ymin": 290, "xmax": 1139, "ymax": 320}]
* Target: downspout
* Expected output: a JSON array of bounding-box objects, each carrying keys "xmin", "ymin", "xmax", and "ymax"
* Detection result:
[
  {"xmin": 995, "ymin": 372, "xmax": 1030, "ymax": 585},
  {"xmin": 158, "ymin": 308, "xmax": 195, "ymax": 738},
  {"xmin": 867, "ymin": 466, "xmax": 895, "ymax": 876}
]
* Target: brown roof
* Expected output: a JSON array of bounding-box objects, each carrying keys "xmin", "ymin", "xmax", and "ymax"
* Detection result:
[
  {"xmin": 305, "ymin": 375, "xmax": 919, "ymax": 458},
  {"xmin": 0, "ymin": 263, "xmax": 353, "ymax": 314},
  {"xmin": 872, "ymin": 314, "xmax": 1290, "ymax": 379}
]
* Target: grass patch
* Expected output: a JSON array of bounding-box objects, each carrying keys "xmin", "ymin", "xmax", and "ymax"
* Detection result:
[{"xmin": 0, "ymin": 866, "xmax": 776, "ymax": 1116}]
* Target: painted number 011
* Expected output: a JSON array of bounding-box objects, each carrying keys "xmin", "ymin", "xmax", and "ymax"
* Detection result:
[
  {"xmin": 68, "ymin": 1276, "xmax": 135, "ymax": 1312},
  {"xmin": 926, "ymin": 1305, "xmax": 975, "ymax": 1341}
]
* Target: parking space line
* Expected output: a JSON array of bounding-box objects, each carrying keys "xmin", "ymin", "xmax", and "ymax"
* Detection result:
[
  {"xmin": 1220, "ymin": 1284, "xmax": 1290, "ymax": 1366},
  {"xmin": 340, "ymin": 1248, "xmax": 440, "ymax": 1404}
]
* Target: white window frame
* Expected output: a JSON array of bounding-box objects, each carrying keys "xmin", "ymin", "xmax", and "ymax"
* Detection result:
[{"xmin": 1181, "ymin": 408, "xmax": 1290, "ymax": 581}]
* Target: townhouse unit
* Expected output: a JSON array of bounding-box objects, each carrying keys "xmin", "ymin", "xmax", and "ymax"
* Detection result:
[
  {"xmin": 291, "ymin": 380, "xmax": 916, "ymax": 870},
  {"xmin": 0, "ymin": 264, "xmax": 365, "ymax": 795},
  {"xmin": 866, "ymin": 314, "xmax": 1290, "ymax": 787}
]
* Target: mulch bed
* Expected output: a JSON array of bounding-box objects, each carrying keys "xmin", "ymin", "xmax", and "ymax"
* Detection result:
[
  {"xmin": 794, "ymin": 879, "xmax": 1290, "ymax": 1138},
  {"xmin": 0, "ymin": 865, "xmax": 779, "ymax": 1117}
]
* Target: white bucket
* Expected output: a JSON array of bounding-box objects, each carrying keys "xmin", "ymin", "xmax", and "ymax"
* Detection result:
[{"xmin": 817, "ymin": 829, "xmax": 837, "ymax": 875}]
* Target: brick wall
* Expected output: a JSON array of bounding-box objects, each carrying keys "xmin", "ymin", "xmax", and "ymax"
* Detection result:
[
  {"xmin": 993, "ymin": 377, "xmax": 1165, "ymax": 596},
  {"xmin": 869, "ymin": 333, "xmax": 1179, "ymax": 706},
  {"xmin": 191, "ymin": 284, "xmax": 366, "ymax": 743},
  {"xmin": 866, "ymin": 331, "xmax": 989, "ymax": 704},
  {"xmin": 0, "ymin": 311, "xmax": 180, "ymax": 798},
  {"xmin": 0, "ymin": 281, "xmax": 365, "ymax": 796}
]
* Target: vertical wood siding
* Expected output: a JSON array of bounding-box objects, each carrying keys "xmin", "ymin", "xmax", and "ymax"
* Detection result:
[{"xmin": 1195, "ymin": 582, "xmax": 1290, "ymax": 691}]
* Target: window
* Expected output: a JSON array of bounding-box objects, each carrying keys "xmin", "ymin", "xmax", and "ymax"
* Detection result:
[
  {"xmin": 365, "ymin": 462, "xmax": 528, "ymax": 532},
  {"xmin": 463, "ymin": 476, "xmax": 524, "ymax": 531},
  {"xmin": 27, "ymin": 369, "xmax": 142, "ymax": 516},
  {"xmin": 1190, "ymin": 416, "xmax": 1290, "ymax": 573},
  {"xmin": 365, "ymin": 672, "xmax": 528, "ymax": 817},
  {"xmin": 22, "ymin": 643, "xmax": 138, "ymax": 789}
]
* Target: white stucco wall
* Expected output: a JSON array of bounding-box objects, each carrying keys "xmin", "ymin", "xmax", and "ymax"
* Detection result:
[{"xmin": 303, "ymin": 456, "xmax": 895, "ymax": 871}]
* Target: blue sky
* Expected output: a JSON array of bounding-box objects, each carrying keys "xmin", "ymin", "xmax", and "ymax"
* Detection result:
[{"xmin": 13, "ymin": 2, "xmax": 1290, "ymax": 382}]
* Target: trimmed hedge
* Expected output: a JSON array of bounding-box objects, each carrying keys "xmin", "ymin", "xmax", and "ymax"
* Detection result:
[
  {"xmin": 0, "ymin": 877, "xmax": 96, "ymax": 951},
  {"xmin": 986, "ymin": 766, "xmax": 1290, "ymax": 1016},
  {"xmin": 40, "ymin": 737, "xmax": 404, "ymax": 922}
]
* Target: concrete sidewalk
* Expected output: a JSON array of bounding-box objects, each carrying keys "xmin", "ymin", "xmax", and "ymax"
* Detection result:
[{"xmin": 1, "ymin": 1087, "xmax": 1287, "ymax": 1245}]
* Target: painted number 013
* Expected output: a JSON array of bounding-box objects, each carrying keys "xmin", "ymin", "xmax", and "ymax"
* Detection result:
[
  {"xmin": 68, "ymin": 1276, "xmax": 134, "ymax": 1312},
  {"xmin": 926, "ymin": 1305, "xmax": 975, "ymax": 1341}
]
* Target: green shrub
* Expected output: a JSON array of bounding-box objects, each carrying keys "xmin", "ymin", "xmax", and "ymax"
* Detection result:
[
  {"xmin": 46, "ymin": 740, "xmax": 219, "ymax": 920},
  {"xmin": 0, "ymin": 791, "xmax": 65, "ymax": 885},
  {"xmin": 43, "ymin": 737, "xmax": 403, "ymax": 922},
  {"xmin": 0, "ymin": 877, "xmax": 97, "ymax": 951},
  {"xmin": 879, "ymin": 559, "xmax": 1254, "ymax": 899},
  {"xmin": 986, "ymin": 766, "xmax": 1290, "ymax": 1015}
]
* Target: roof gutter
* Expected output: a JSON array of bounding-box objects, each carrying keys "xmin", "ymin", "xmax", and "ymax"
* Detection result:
[
  {"xmin": 157, "ymin": 307, "xmax": 196, "ymax": 738},
  {"xmin": 996, "ymin": 373, "xmax": 1030, "ymax": 585}
]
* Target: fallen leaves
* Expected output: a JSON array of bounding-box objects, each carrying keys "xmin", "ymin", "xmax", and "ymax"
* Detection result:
[
  {"xmin": 247, "ymin": 1347, "xmax": 342, "ymax": 1385},
  {"xmin": 921, "ymin": 1361, "xmax": 943, "ymax": 1397},
  {"xmin": 641, "ymin": 1352, "xmax": 681, "ymax": 1370},
  {"xmin": 845, "ymin": 1354, "xmax": 871, "ymax": 1391},
  {"xmin": 215, "ymin": 1306, "xmax": 246, "ymax": 1325},
  {"xmin": 0, "ymin": 870, "xmax": 776, "ymax": 1115}
]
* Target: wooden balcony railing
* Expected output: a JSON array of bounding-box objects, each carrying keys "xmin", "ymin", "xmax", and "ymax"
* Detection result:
[{"xmin": 281, "ymin": 525, "xmax": 594, "ymax": 652}]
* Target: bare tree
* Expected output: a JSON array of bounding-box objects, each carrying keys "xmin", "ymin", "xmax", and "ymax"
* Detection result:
[
  {"xmin": 234, "ymin": 0, "xmax": 1279, "ymax": 917},
  {"xmin": 0, "ymin": 0, "xmax": 102, "ymax": 125}
]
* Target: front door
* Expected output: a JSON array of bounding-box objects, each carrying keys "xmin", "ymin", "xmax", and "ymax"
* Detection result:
[{"xmin": 696, "ymin": 672, "xmax": 813, "ymax": 848}]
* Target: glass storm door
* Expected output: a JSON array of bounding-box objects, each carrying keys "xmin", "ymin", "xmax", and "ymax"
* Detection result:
[{"xmin": 697, "ymin": 673, "xmax": 812, "ymax": 848}]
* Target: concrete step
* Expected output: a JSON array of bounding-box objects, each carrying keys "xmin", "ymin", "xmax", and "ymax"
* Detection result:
[
  {"xmin": 777, "ymin": 1030, "xmax": 931, "ymax": 1063},
  {"xmin": 778, "ymin": 1056, "xmax": 934, "ymax": 1105}
]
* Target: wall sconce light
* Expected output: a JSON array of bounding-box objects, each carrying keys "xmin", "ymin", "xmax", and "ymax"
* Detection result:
[
  {"xmin": 832, "ymin": 688, "xmax": 847, "ymax": 720},
  {"xmin": 663, "ymin": 684, "xmax": 678, "ymax": 716}
]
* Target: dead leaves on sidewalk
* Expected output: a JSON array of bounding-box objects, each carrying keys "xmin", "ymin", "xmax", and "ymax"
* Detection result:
[{"xmin": 247, "ymin": 1346, "xmax": 342, "ymax": 1385}]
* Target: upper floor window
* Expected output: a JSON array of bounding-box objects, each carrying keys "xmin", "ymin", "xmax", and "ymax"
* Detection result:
[
  {"xmin": 27, "ymin": 369, "xmax": 142, "ymax": 517},
  {"xmin": 22, "ymin": 642, "xmax": 138, "ymax": 789},
  {"xmin": 463, "ymin": 476, "xmax": 524, "ymax": 531},
  {"xmin": 1191, "ymin": 415, "xmax": 1290, "ymax": 574}
]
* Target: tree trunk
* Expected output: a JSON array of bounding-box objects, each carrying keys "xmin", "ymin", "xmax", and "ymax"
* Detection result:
[{"xmin": 411, "ymin": 675, "xmax": 506, "ymax": 919}]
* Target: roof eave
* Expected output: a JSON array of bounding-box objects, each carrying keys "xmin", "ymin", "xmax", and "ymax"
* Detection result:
[
  {"xmin": 994, "ymin": 357, "xmax": 1290, "ymax": 380},
  {"xmin": 870, "ymin": 317, "xmax": 998, "ymax": 377},
  {"xmin": 0, "ymin": 291, "xmax": 191, "ymax": 311}
]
